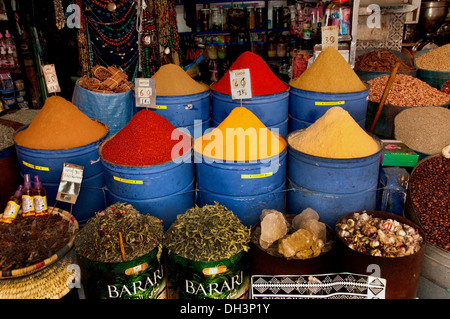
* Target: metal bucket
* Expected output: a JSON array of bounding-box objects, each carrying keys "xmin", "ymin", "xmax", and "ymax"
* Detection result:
[
  {"xmin": 153, "ymin": 89, "xmax": 211, "ymax": 136},
  {"xmin": 211, "ymin": 88, "xmax": 289, "ymax": 137},
  {"xmin": 72, "ymin": 81, "xmax": 134, "ymax": 136},
  {"xmin": 286, "ymin": 131, "xmax": 382, "ymax": 226},
  {"xmin": 194, "ymin": 149, "xmax": 287, "ymax": 227},
  {"xmin": 335, "ymin": 210, "xmax": 426, "ymax": 299},
  {"xmin": 288, "ymin": 85, "xmax": 369, "ymax": 132}
]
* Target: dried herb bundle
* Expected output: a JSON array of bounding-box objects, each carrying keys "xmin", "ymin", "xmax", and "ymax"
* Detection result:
[
  {"xmin": 164, "ymin": 203, "xmax": 250, "ymax": 262},
  {"xmin": 74, "ymin": 203, "xmax": 163, "ymax": 263}
]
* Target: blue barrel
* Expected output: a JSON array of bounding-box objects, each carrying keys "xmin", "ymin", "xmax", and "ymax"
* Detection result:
[
  {"xmin": 152, "ymin": 90, "xmax": 211, "ymax": 136},
  {"xmin": 72, "ymin": 81, "xmax": 135, "ymax": 136},
  {"xmin": 211, "ymin": 88, "xmax": 289, "ymax": 137},
  {"xmin": 14, "ymin": 124, "xmax": 109, "ymax": 223},
  {"xmin": 182, "ymin": 118, "xmax": 211, "ymax": 139},
  {"xmin": 288, "ymin": 86, "xmax": 369, "ymax": 132},
  {"xmin": 286, "ymin": 131, "xmax": 382, "ymax": 227},
  {"xmin": 194, "ymin": 149, "xmax": 287, "ymax": 227},
  {"xmin": 100, "ymin": 140, "xmax": 195, "ymax": 229},
  {"xmin": 105, "ymin": 178, "xmax": 195, "ymax": 230}
]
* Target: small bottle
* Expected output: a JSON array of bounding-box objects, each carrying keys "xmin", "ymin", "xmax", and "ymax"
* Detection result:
[
  {"xmin": 0, "ymin": 185, "xmax": 23, "ymax": 223},
  {"xmin": 22, "ymin": 174, "xmax": 35, "ymax": 217},
  {"xmin": 33, "ymin": 175, "xmax": 48, "ymax": 216}
]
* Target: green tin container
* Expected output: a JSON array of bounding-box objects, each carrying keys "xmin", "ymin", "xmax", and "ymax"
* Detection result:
[
  {"xmin": 78, "ymin": 245, "xmax": 166, "ymax": 299},
  {"xmin": 166, "ymin": 250, "xmax": 250, "ymax": 299}
]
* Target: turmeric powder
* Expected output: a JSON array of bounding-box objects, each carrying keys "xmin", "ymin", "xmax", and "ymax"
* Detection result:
[
  {"xmin": 194, "ymin": 107, "xmax": 286, "ymax": 161},
  {"xmin": 290, "ymin": 47, "xmax": 367, "ymax": 93},
  {"xmin": 288, "ymin": 107, "xmax": 379, "ymax": 158},
  {"xmin": 15, "ymin": 96, "xmax": 108, "ymax": 150}
]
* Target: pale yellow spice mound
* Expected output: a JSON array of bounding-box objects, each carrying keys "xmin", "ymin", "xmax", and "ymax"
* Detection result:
[
  {"xmin": 290, "ymin": 47, "xmax": 367, "ymax": 93},
  {"xmin": 288, "ymin": 107, "xmax": 379, "ymax": 158},
  {"xmin": 152, "ymin": 63, "xmax": 209, "ymax": 96},
  {"xmin": 415, "ymin": 44, "xmax": 450, "ymax": 72}
]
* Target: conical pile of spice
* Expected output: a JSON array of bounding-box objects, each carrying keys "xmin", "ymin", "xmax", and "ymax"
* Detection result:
[
  {"xmin": 194, "ymin": 107, "xmax": 286, "ymax": 161},
  {"xmin": 101, "ymin": 110, "xmax": 192, "ymax": 166},
  {"xmin": 288, "ymin": 107, "xmax": 379, "ymax": 158},
  {"xmin": 14, "ymin": 96, "xmax": 108, "ymax": 150},
  {"xmin": 290, "ymin": 47, "xmax": 367, "ymax": 93},
  {"xmin": 151, "ymin": 63, "xmax": 209, "ymax": 96},
  {"xmin": 164, "ymin": 203, "xmax": 250, "ymax": 262},
  {"xmin": 211, "ymin": 51, "xmax": 288, "ymax": 96}
]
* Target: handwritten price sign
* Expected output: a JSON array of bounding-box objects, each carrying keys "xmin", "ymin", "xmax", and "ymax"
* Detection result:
[
  {"xmin": 230, "ymin": 69, "xmax": 252, "ymax": 100},
  {"xmin": 135, "ymin": 78, "xmax": 156, "ymax": 108},
  {"xmin": 321, "ymin": 25, "xmax": 339, "ymax": 50},
  {"xmin": 42, "ymin": 64, "xmax": 61, "ymax": 93}
]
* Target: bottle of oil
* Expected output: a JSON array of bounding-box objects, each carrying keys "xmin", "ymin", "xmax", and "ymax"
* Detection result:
[
  {"xmin": 33, "ymin": 175, "xmax": 48, "ymax": 216},
  {"xmin": 0, "ymin": 185, "xmax": 23, "ymax": 223},
  {"xmin": 22, "ymin": 174, "xmax": 35, "ymax": 217}
]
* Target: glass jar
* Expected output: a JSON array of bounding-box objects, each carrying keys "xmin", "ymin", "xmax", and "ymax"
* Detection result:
[
  {"xmin": 267, "ymin": 43, "xmax": 276, "ymax": 58},
  {"xmin": 272, "ymin": 6, "xmax": 283, "ymax": 29},
  {"xmin": 200, "ymin": 9, "xmax": 210, "ymax": 32},
  {"xmin": 211, "ymin": 8, "xmax": 222, "ymax": 31},
  {"xmin": 247, "ymin": 7, "xmax": 255, "ymax": 29},
  {"xmin": 328, "ymin": 0, "xmax": 352, "ymax": 36},
  {"xmin": 207, "ymin": 44, "xmax": 218, "ymax": 60},
  {"xmin": 276, "ymin": 42, "xmax": 286, "ymax": 58},
  {"xmin": 255, "ymin": 6, "xmax": 265, "ymax": 29}
]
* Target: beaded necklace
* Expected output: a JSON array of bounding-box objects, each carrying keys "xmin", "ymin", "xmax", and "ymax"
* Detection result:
[{"xmin": 138, "ymin": 0, "xmax": 159, "ymax": 77}]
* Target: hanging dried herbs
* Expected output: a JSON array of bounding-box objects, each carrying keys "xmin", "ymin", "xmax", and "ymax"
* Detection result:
[
  {"xmin": 164, "ymin": 203, "xmax": 250, "ymax": 262},
  {"xmin": 74, "ymin": 202, "xmax": 163, "ymax": 263}
]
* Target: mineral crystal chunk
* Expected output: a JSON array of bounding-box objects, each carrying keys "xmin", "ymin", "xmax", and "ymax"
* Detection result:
[
  {"xmin": 259, "ymin": 210, "xmax": 288, "ymax": 249},
  {"xmin": 300, "ymin": 219, "xmax": 326, "ymax": 242},
  {"xmin": 292, "ymin": 208, "xmax": 319, "ymax": 230},
  {"xmin": 277, "ymin": 228, "xmax": 314, "ymax": 258}
]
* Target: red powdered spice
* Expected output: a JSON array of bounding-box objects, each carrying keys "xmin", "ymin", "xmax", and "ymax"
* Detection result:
[
  {"xmin": 101, "ymin": 110, "xmax": 191, "ymax": 166},
  {"xmin": 211, "ymin": 51, "xmax": 288, "ymax": 96}
]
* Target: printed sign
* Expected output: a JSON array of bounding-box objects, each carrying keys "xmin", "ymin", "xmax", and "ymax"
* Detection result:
[
  {"xmin": 135, "ymin": 77, "xmax": 156, "ymax": 108},
  {"xmin": 42, "ymin": 64, "xmax": 61, "ymax": 93},
  {"xmin": 56, "ymin": 163, "xmax": 84, "ymax": 204},
  {"xmin": 230, "ymin": 69, "xmax": 252, "ymax": 100},
  {"xmin": 321, "ymin": 25, "xmax": 339, "ymax": 50}
]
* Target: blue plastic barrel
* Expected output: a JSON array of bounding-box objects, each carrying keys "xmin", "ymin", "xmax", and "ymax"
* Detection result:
[
  {"xmin": 100, "ymin": 140, "xmax": 195, "ymax": 229},
  {"xmin": 72, "ymin": 81, "xmax": 134, "ymax": 136},
  {"xmin": 151, "ymin": 90, "xmax": 211, "ymax": 136},
  {"xmin": 105, "ymin": 178, "xmax": 195, "ymax": 230},
  {"xmin": 182, "ymin": 118, "xmax": 211, "ymax": 139},
  {"xmin": 286, "ymin": 131, "xmax": 382, "ymax": 226},
  {"xmin": 211, "ymin": 88, "xmax": 289, "ymax": 137},
  {"xmin": 194, "ymin": 149, "xmax": 287, "ymax": 227},
  {"xmin": 14, "ymin": 124, "xmax": 109, "ymax": 223},
  {"xmin": 288, "ymin": 86, "xmax": 369, "ymax": 132}
]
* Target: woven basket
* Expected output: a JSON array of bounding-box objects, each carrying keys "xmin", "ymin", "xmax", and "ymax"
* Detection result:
[{"xmin": 0, "ymin": 207, "xmax": 79, "ymax": 279}]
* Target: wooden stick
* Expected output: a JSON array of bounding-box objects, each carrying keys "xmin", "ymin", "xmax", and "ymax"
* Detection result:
[
  {"xmin": 118, "ymin": 231, "xmax": 126, "ymax": 261},
  {"xmin": 369, "ymin": 62, "xmax": 401, "ymax": 133}
]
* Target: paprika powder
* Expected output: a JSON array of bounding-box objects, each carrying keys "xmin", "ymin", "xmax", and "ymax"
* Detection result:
[
  {"xmin": 101, "ymin": 110, "xmax": 192, "ymax": 166},
  {"xmin": 211, "ymin": 51, "xmax": 288, "ymax": 96}
]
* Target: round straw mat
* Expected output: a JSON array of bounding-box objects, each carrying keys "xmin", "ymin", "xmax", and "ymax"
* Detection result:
[{"xmin": 0, "ymin": 248, "xmax": 77, "ymax": 299}]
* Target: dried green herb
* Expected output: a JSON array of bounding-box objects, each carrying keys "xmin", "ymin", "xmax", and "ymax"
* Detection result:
[
  {"xmin": 164, "ymin": 203, "xmax": 250, "ymax": 262},
  {"xmin": 74, "ymin": 202, "xmax": 163, "ymax": 263}
]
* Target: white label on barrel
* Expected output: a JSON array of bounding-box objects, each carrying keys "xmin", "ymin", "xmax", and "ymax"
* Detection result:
[
  {"xmin": 315, "ymin": 101, "xmax": 345, "ymax": 106},
  {"xmin": 113, "ymin": 176, "xmax": 143, "ymax": 184},
  {"xmin": 230, "ymin": 69, "xmax": 252, "ymax": 100},
  {"xmin": 42, "ymin": 64, "xmax": 61, "ymax": 93},
  {"xmin": 241, "ymin": 172, "xmax": 273, "ymax": 179},
  {"xmin": 22, "ymin": 160, "xmax": 49, "ymax": 171},
  {"xmin": 135, "ymin": 78, "xmax": 156, "ymax": 108}
]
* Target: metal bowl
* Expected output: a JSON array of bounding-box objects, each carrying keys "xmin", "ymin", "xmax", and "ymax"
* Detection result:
[{"xmin": 419, "ymin": 1, "xmax": 450, "ymax": 34}]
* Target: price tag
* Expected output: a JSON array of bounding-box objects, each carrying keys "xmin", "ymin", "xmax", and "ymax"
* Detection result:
[
  {"xmin": 135, "ymin": 77, "xmax": 156, "ymax": 108},
  {"xmin": 321, "ymin": 25, "xmax": 339, "ymax": 50},
  {"xmin": 41, "ymin": 64, "xmax": 61, "ymax": 93},
  {"xmin": 230, "ymin": 69, "xmax": 252, "ymax": 100},
  {"xmin": 56, "ymin": 163, "xmax": 84, "ymax": 204}
]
